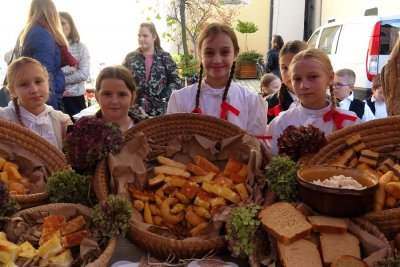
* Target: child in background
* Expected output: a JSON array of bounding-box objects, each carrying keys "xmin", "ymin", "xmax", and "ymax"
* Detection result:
[
  {"xmin": 0, "ymin": 57, "xmax": 72, "ymax": 149},
  {"xmin": 266, "ymin": 40, "xmax": 308, "ymax": 123},
  {"xmin": 94, "ymin": 65, "xmax": 148, "ymax": 132},
  {"xmin": 260, "ymin": 73, "xmax": 281, "ymax": 99},
  {"xmin": 266, "ymin": 48, "xmax": 361, "ymax": 155},
  {"xmin": 334, "ymin": 68, "xmax": 375, "ymax": 121},
  {"xmin": 365, "ymin": 74, "xmax": 387, "ymax": 119},
  {"xmin": 167, "ymin": 23, "xmax": 267, "ymax": 137}
]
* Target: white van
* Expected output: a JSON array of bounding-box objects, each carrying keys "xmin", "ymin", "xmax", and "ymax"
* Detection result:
[{"xmin": 307, "ymin": 15, "xmax": 400, "ymax": 98}]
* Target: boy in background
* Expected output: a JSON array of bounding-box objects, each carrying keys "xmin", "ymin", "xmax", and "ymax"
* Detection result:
[
  {"xmin": 334, "ymin": 68, "xmax": 375, "ymax": 121},
  {"xmin": 365, "ymin": 74, "xmax": 387, "ymax": 119}
]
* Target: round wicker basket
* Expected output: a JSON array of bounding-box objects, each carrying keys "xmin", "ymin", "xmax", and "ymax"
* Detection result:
[
  {"xmin": 0, "ymin": 120, "xmax": 69, "ymax": 208},
  {"xmin": 6, "ymin": 203, "xmax": 116, "ymax": 267},
  {"xmin": 303, "ymin": 116, "xmax": 400, "ymax": 239},
  {"xmin": 93, "ymin": 113, "xmax": 270, "ymax": 259}
]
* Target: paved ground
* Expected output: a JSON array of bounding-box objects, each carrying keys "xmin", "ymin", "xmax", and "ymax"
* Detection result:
[{"xmin": 235, "ymin": 78, "xmax": 260, "ymax": 94}]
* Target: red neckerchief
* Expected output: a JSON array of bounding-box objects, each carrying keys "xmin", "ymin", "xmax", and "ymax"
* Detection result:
[
  {"xmin": 323, "ymin": 109, "xmax": 357, "ymax": 130},
  {"xmin": 220, "ymin": 101, "xmax": 240, "ymax": 120},
  {"xmin": 267, "ymin": 104, "xmax": 282, "ymax": 117},
  {"xmin": 192, "ymin": 107, "xmax": 202, "ymax": 114},
  {"xmin": 255, "ymin": 135, "xmax": 272, "ymax": 140}
]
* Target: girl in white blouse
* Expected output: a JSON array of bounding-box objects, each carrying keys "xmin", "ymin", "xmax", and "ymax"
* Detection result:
[
  {"xmin": 0, "ymin": 57, "xmax": 72, "ymax": 149},
  {"xmin": 266, "ymin": 48, "xmax": 362, "ymax": 155},
  {"xmin": 167, "ymin": 23, "xmax": 267, "ymax": 138}
]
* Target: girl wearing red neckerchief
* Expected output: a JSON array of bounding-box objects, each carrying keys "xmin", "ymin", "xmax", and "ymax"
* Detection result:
[
  {"xmin": 167, "ymin": 23, "xmax": 267, "ymax": 137},
  {"xmin": 266, "ymin": 48, "xmax": 361, "ymax": 155}
]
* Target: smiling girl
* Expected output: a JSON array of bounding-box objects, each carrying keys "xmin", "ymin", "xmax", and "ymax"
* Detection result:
[
  {"xmin": 167, "ymin": 23, "xmax": 267, "ymax": 137},
  {"xmin": 266, "ymin": 48, "xmax": 361, "ymax": 155},
  {"xmin": 94, "ymin": 65, "xmax": 148, "ymax": 132},
  {"xmin": 0, "ymin": 57, "xmax": 72, "ymax": 149}
]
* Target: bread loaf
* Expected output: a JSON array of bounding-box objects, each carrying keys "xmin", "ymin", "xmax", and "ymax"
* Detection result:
[
  {"xmin": 320, "ymin": 232, "xmax": 361, "ymax": 266},
  {"xmin": 260, "ymin": 202, "xmax": 311, "ymax": 245},
  {"xmin": 307, "ymin": 215, "xmax": 347, "ymax": 234},
  {"xmin": 277, "ymin": 239, "xmax": 322, "ymax": 267},
  {"xmin": 331, "ymin": 255, "xmax": 367, "ymax": 267}
]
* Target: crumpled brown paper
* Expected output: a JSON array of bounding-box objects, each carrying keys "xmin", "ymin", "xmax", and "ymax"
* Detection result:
[
  {"xmin": 6, "ymin": 205, "xmax": 109, "ymax": 267},
  {"xmin": 107, "ymin": 132, "xmax": 264, "ymax": 240},
  {"xmin": 0, "ymin": 141, "xmax": 47, "ymax": 193}
]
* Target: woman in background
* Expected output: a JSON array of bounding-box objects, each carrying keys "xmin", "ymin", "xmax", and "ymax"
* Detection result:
[
  {"xmin": 59, "ymin": 11, "xmax": 90, "ymax": 119},
  {"xmin": 123, "ymin": 22, "xmax": 181, "ymax": 116},
  {"xmin": 266, "ymin": 34, "xmax": 284, "ymax": 78}
]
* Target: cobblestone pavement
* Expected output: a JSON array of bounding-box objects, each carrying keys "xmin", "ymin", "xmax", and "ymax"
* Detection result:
[{"xmin": 235, "ymin": 78, "xmax": 260, "ymax": 94}]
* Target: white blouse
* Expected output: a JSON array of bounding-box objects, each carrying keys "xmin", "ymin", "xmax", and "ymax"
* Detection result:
[
  {"xmin": 266, "ymin": 102, "xmax": 361, "ymax": 155},
  {"xmin": 167, "ymin": 81, "xmax": 268, "ymax": 136}
]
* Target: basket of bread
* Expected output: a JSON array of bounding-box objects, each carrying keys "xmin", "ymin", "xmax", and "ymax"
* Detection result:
[
  {"xmin": 0, "ymin": 120, "xmax": 69, "ymax": 208},
  {"xmin": 93, "ymin": 113, "xmax": 269, "ymax": 259},
  {"xmin": 301, "ymin": 116, "xmax": 400, "ymax": 239},
  {"xmin": 258, "ymin": 202, "xmax": 392, "ymax": 267},
  {"xmin": 2, "ymin": 203, "xmax": 116, "ymax": 267}
]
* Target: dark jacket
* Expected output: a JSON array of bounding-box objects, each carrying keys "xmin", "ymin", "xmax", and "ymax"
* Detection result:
[
  {"xmin": 266, "ymin": 84, "xmax": 293, "ymax": 123},
  {"xmin": 365, "ymin": 97, "xmax": 376, "ymax": 115},
  {"xmin": 266, "ymin": 48, "xmax": 281, "ymax": 78},
  {"xmin": 21, "ymin": 23, "xmax": 65, "ymax": 108},
  {"xmin": 123, "ymin": 48, "xmax": 181, "ymax": 116},
  {"xmin": 349, "ymin": 98, "xmax": 365, "ymax": 119}
]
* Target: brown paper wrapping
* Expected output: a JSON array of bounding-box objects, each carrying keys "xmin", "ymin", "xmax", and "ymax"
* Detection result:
[
  {"xmin": 0, "ymin": 141, "xmax": 47, "ymax": 193},
  {"xmin": 6, "ymin": 205, "xmax": 108, "ymax": 267},
  {"xmin": 106, "ymin": 132, "xmax": 264, "ymax": 240}
]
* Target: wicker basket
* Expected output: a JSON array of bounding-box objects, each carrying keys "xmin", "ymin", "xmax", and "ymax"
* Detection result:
[
  {"xmin": 6, "ymin": 203, "xmax": 116, "ymax": 267},
  {"xmin": 0, "ymin": 120, "xmax": 70, "ymax": 208},
  {"xmin": 93, "ymin": 113, "xmax": 270, "ymax": 259},
  {"xmin": 303, "ymin": 116, "xmax": 400, "ymax": 239}
]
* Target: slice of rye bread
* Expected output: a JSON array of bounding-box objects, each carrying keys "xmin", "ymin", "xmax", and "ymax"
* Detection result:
[
  {"xmin": 320, "ymin": 232, "xmax": 361, "ymax": 266},
  {"xmin": 331, "ymin": 255, "xmax": 368, "ymax": 267},
  {"xmin": 277, "ymin": 239, "xmax": 323, "ymax": 267},
  {"xmin": 260, "ymin": 202, "xmax": 311, "ymax": 245},
  {"xmin": 307, "ymin": 215, "xmax": 348, "ymax": 234}
]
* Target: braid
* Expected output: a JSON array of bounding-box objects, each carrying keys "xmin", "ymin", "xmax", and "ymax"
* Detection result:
[
  {"xmin": 13, "ymin": 98, "xmax": 24, "ymax": 127},
  {"xmin": 194, "ymin": 64, "xmax": 204, "ymax": 109},
  {"xmin": 222, "ymin": 61, "xmax": 236, "ymax": 102},
  {"xmin": 329, "ymin": 84, "xmax": 336, "ymax": 109},
  {"xmin": 278, "ymin": 83, "xmax": 286, "ymax": 104},
  {"xmin": 95, "ymin": 109, "xmax": 103, "ymax": 118}
]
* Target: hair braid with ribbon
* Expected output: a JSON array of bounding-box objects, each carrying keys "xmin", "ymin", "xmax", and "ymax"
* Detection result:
[
  {"xmin": 329, "ymin": 84, "xmax": 336, "ymax": 109},
  {"xmin": 193, "ymin": 63, "xmax": 204, "ymax": 112},
  {"xmin": 222, "ymin": 62, "xmax": 236, "ymax": 103},
  {"xmin": 13, "ymin": 98, "xmax": 24, "ymax": 127}
]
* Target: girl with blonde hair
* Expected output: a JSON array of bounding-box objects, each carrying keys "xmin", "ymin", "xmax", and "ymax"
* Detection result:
[{"xmin": 266, "ymin": 48, "xmax": 361, "ymax": 155}]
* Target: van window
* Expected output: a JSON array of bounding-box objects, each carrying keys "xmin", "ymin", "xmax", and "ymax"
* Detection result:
[
  {"xmin": 318, "ymin": 26, "xmax": 341, "ymax": 54},
  {"xmin": 308, "ymin": 30, "xmax": 320, "ymax": 48},
  {"xmin": 380, "ymin": 19, "xmax": 400, "ymax": 55}
]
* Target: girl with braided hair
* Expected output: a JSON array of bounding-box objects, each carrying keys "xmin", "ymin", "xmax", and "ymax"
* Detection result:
[
  {"xmin": 266, "ymin": 48, "xmax": 361, "ymax": 155},
  {"xmin": 266, "ymin": 40, "xmax": 308, "ymax": 123},
  {"xmin": 167, "ymin": 23, "xmax": 267, "ymax": 137},
  {"xmin": 0, "ymin": 57, "xmax": 72, "ymax": 149}
]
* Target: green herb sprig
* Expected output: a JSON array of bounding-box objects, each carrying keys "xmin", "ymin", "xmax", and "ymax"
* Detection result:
[
  {"xmin": 264, "ymin": 156, "xmax": 299, "ymax": 202},
  {"xmin": 226, "ymin": 204, "xmax": 260, "ymax": 257},
  {"xmin": 0, "ymin": 181, "xmax": 20, "ymax": 230},
  {"xmin": 92, "ymin": 195, "xmax": 132, "ymax": 237},
  {"xmin": 47, "ymin": 170, "xmax": 94, "ymax": 206}
]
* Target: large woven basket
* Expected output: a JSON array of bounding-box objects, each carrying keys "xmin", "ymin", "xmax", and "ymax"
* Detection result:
[
  {"xmin": 302, "ymin": 116, "xmax": 400, "ymax": 239},
  {"xmin": 5, "ymin": 203, "xmax": 116, "ymax": 267},
  {"xmin": 93, "ymin": 113, "xmax": 270, "ymax": 259},
  {"xmin": 0, "ymin": 120, "xmax": 69, "ymax": 208}
]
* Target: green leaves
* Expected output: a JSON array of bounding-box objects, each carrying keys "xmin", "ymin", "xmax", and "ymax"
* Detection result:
[
  {"xmin": 264, "ymin": 156, "xmax": 299, "ymax": 202},
  {"xmin": 47, "ymin": 170, "xmax": 94, "ymax": 206},
  {"xmin": 92, "ymin": 195, "xmax": 132, "ymax": 237},
  {"xmin": 226, "ymin": 204, "xmax": 260, "ymax": 257},
  {"xmin": 235, "ymin": 20, "xmax": 258, "ymax": 34}
]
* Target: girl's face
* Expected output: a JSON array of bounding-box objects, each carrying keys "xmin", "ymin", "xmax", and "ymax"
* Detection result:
[
  {"xmin": 262, "ymin": 78, "xmax": 281, "ymax": 96},
  {"xmin": 290, "ymin": 58, "xmax": 333, "ymax": 110},
  {"xmin": 200, "ymin": 32, "xmax": 236, "ymax": 88},
  {"xmin": 10, "ymin": 64, "xmax": 49, "ymax": 115},
  {"xmin": 373, "ymin": 88, "xmax": 385, "ymax": 101},
  {"xmin": 138, "ymin": 26, "xmax": 156, "ymax": 52},
  {"xmin": 60, "ymin": 16, "xmax": 71, "ymax": 38},
  {"xmin": 95, "ymin": 78, "xmax": 135, "ymax": 124},
  {"xmin": 279, "ymin": 53, "xmax": 296, "ymax": 92}
]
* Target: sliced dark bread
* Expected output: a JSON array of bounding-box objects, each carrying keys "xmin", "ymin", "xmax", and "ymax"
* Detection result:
[
  {"xmin": 331, "ymin": 255, "xmax": 368, "ymax": 267},
  {"xmin": 320, "ymin": 232, "xmax": 361, "ymax": 266},
  {"xmin": 307, "ymin": 215, "xmax": 347, "ymax": 234},
  {"xmin": 277, "ymin": 239, "xmax": 323, "ymax": 267},
  {"xmin": 260, "ymin": 202, "xmax": 311, "ymax": 245}
]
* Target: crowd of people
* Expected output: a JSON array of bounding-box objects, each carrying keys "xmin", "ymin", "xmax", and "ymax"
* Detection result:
[{"xmin": 0, "ymin": 0, "xmax": 389, "ymax": 155}]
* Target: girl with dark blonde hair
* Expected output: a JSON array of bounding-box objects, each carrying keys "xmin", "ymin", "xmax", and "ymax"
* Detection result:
[
  {"xmin": 266, "ymin": 48, "xmax": 361, "ymax": 155},
  {"xmin": 167, "ymin": 23, "xmax": 267, "ymax": 137}
]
